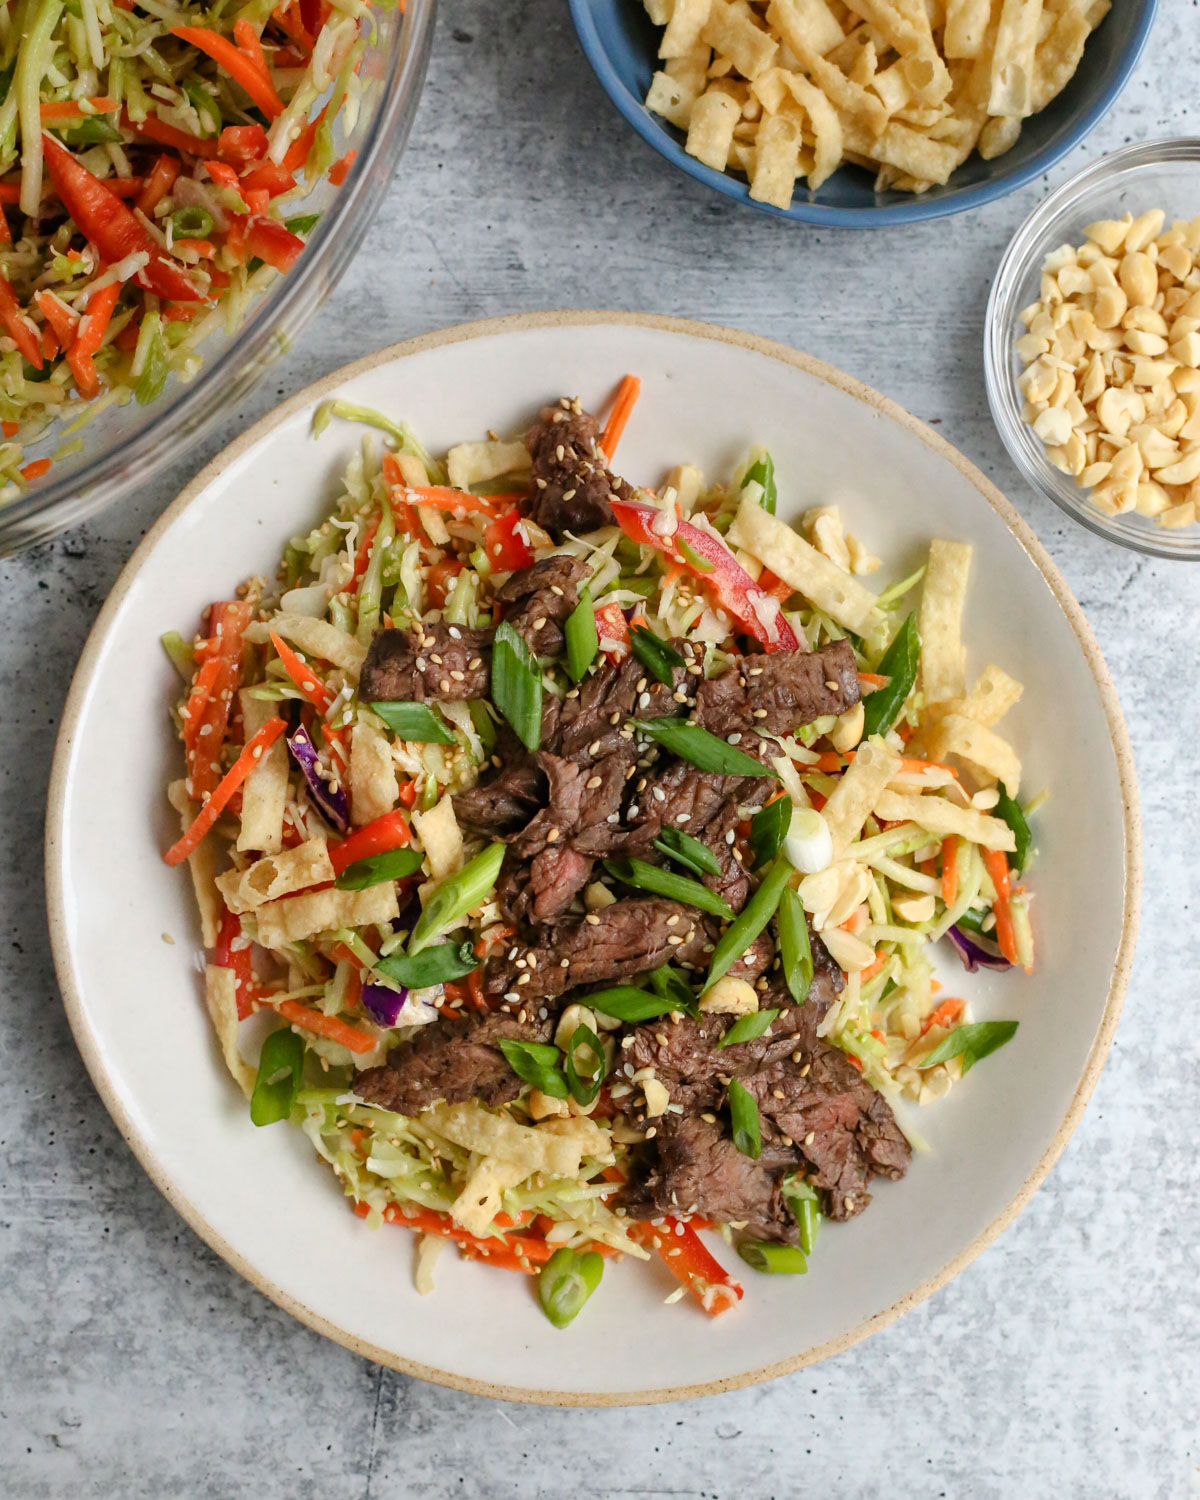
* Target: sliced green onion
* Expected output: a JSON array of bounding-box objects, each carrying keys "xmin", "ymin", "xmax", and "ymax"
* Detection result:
[
  {"xmin": 629, "ymin": 625, "xmax": 685, "ymax": 686},
  {"xmin": 707, "ymin": 856, "xmax": 793, "ymax": 987},
  {"xmin": 728, "ymin": 1078, "xmax": 761, "ymax": 1159},
  {"xmin": 498, "ymin": 1038, "xmax": 568, "ymax": 1098},
  {"xmin": 676, "ymin": 536, "xmax": 714, "ymax": 573},
  {"xmin": 370, "ymin": 700, "xmax": 455, "ymax": 744},
  {"xmin": 133, "ymin": 312, "xmax": 169, "ymax": 406},
  {"xmin": 861, "ymin": 613, "xmax": 919, "ymax": 738},
  {"xmin": 374, "ymin": 940, "xmax": 478, "ymax": 989},
  {"xmin": 631, "ymin": 717, "xmax": 778, "ymax": 778},
  {"xmin": 921, "ymin": 1020, "xmax": 1018, "ymax": 1075},
  {"xmin": 777, "ymin": 886, "xmax": 813, "ymax": 1005},
  {"xmin": 582, "ymin": 986, "xmax": 687, "ymax": 1023},
  {"xmin": 335, "ymin": 846, "xmax": 423, "ymax": 891},
  {"xmin": 170, "ymin": 205, "xmax": 214, "ymax": 239},
  {"xmin": 285, "ymin": 212, "xmax": 322, "ymax": 235},
  {"xmin": 538, "ymin": 1247, "xmax": 604, "ymax": 1328},
  {"xmin": 719, "ymin": 1007, "xmax": 780, "ymax": 1049},
  {"xmin": 749, "ymin": 796, "xmax": 792, "ymax": 870},
  {"xmin": 492, "ymin": 620, "xmax": 542, "ymax": 752},
  {"xmin": 743, "ymin": 451, "xmax": 776, "ymax": 514},
  {"xmin": 644, "ymin": 965, "xmax": 696, "ymax": 1011},
  {"xmin": 564, "ymin": 1024, "xmax": 607, "ymax": 1106},
  {"xmin": 409, "ymin": 842, "xmax": 506, "ymax": 953},
  {"xmin": 995, "ymin": 783, "xmax": 1032, "ymax": 873},
  {"xmin": 653, "ymin": 826, "xmax": 721, "ymax": 878},
  {"xmin": 250, "ymin": 1027, "xmax": 304, "ymax": 1127},
  {"xmin": 738, "ymin": 1240, "xmax": 807, "ymax": 1274},
  {"xmin": 603, "ymin": 856, "xmax": 733, "ymax": 921},
  {"xmin": 782, "ymin": 1174, "xmax": 821, "ymax": 1252},
  {"xmin": 565, "ymin": 586, "xmax": 599, "ymax": 683}
]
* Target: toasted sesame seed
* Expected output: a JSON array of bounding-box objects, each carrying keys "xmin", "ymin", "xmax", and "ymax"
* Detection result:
[
  {"xmin": 791, "ymin": 1050, "xmax": 803, "ymax": 1064},
  {"xmin": 545, "ymin": 827, "xmax": 560, "ymax": 843},
  {"xmin": 586, "ymin": 775, "xmax": 603, "ymax": 789},
  {"xmin": 469, "ymin": 657, "xmax": 483, "ymax": 670},
  {"xmin": 666, "ymin": 914, "xmax": 679, "ymax": 927},
  {"xmin": 609, "ymin": 711, "xmax": 620, "ymax": 725},
  {"xmin": 668, "ymin": 934, "xmax": 684, "ymax": 946},
  {"xmin": 800, "ymin": 1063, "xmax": 811, "ymax": 1077},
  {"xmin": 563, "ymin": 488, "xmax": 576, "ymax": 500},
  {"xmin": 752, "ymin": 708, "xmax": 768, "ymax": 719},
  {"xmin": 550, "ymin": 585, "xmax": 564, "ymax": 597},
  {"xmin": 585, "ymin": 913, "xmax": 600, "ymax": 926},
  {"xmin": 504, "ymin": 991, "xmax": 521, "ymax": 1002},
  {"xmin": 727, "ymin": 732, "xmax": 742, "ymax": 744},
  {"xmin": 638, "ymin": 692, "xmax": 651, "ymax": 708},
  {"xmin": 676, "ymin": 812, "xmax": 690, "ymax": 823},
  {"xmin": 628, "ymin": 804, "xmax": 640, "ymax": 818},
  {"xmin": 772, "ymin": 1088, "xmax": 785, "ymax": 1100},
  {"xmin": 588, "ymin": 740, "xmax": 602, "ymax": 756},
  {"xmin": 440, "ymin": 679, "xmax": 450, "ymax": 692},
  {"xmin": 430, "ymin": 653, "xmax": 443, "ymax": 665},
  {"xmin": 533, "ymin": 617, "xmax": 547, "ymax": 630},
  {"xmin": 825, "ymin": 680, "xmax": 839, "ymax": 692},
  {"xmin": 517, "ymin": 973, "xmax": 530, "ymax": 985},
  {"xmin": 805, "ymin": 1132, "xmax": 815, "ymax": 1145},
  {"xmin": 749, "ymin": 667, "xmax": 764, "ymax": 677},
  {"xmin": 415, "ymin": 656, "xmax": 427, "ymax": 671},
  {"xmin": 450, "ymin": 669, "xmax": 465, "ymax": 682},
  {"xmin": 653, "ymin": 786, "xmax": 667, "ymax": 802}
]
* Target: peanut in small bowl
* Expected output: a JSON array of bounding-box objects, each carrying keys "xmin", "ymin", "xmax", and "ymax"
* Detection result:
[{"xmin": 986, "ymin": 138, "xmax": 1200, "ymax": 560}]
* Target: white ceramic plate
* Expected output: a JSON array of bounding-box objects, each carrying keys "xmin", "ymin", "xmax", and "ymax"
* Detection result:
[{"xmin": 46, "ymin": 313, "xmax": 1140, "ymax": 1405}]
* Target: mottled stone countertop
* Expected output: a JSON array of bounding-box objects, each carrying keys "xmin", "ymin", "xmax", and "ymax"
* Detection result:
[{"xmin": 2, "ymin": 1, "xmax": 1197, "ymax": 1495}]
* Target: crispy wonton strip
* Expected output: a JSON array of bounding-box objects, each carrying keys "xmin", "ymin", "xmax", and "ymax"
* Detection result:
[
  {"xmin": 216, "ymin": 835, "xmax": 335, "ymax": 914},
  {"xmin": 873, "ymin": 791, "xmax": 1016, "ymax": 851},
  {"xmin": 254, "ymin": 882, "xmax": 400, "ymax": 949},
  {"xmin": 237, "ymin": 689, "xmax": 289, "ymax": 854},
  {"xmin": 918, "ymin": 538, "xmax": 972, "ymax": 703},
  {"xmin": 204, "ymin": 964, "xmax": 256, "ymax": 1098},
  {"xmin": 822, "ymin": 737, "xmax": 901, "ymax": 854}
]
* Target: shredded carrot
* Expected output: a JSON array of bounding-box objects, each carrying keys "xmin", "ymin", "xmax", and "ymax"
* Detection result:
[
  {"xmin": 600, "ymin": 373, "xmax": 640, "ymax": 460},
  {"xmin": 273, "ymin": 998, "xmax": 376, "ymax": 1053},
  {"xmin": 921, "ymin": 997, "xmax": 964, "ymax": 1035},
  {"xmin": 269, "ymin": 629, "xmax": 333, "ymax": 713},
  {"xmin": 232, "ymin": 19, "xmax": 280, "ymax": 106},
  {"xmin": 164, "ymin": 718, "xmax": 286, "ymax": 865},
  {"xmin": 811, "ymin": 749, "xmax": 959, "ymax": 777},
  {"xmin": 20, "ymin": 458, "xmax": 51, "ymax": 481},
  {"xmin": 982, "ymin": 848, "xmax": 1022, "ymax": 968},
  {"xmin": 404, "ymin": 483, "xmax": 500, "ymax": 517},
  {"xmin": 857, "ymin": 671, "xmax": 888, "ymax": 689},
  {"xmin": 281, "ymin": 104, "xmax": 327, "ymax": 172},
  {"xmin": 171, "ymin": 26, "xmax": 284, "ymax": 120},
  {"xmin": 66, "ymin": 281, "xmax": 120, "ymax": 400},
  {"xmin": 173, "ymin": 237, "xmax": 217, "ymax": 258},
  {"xmin": 841, "ymin": 905, "xmax": 868, "ymax": 934},
  {"xmin": 39, "ymin": 96, "xmax": 118, "ymax": 122},
  {"xmin": 328, "ymin": 148, "xmax": 356, "ymax": 185},
  {"xmin": 350, "ymin": 513, "xmax": 380, "ymax": 587},
  {"xmin": 859, "ymin": 951, "xmax": 886, "ymax": 981},
  {"xmin": 757, "ymin": 567, "xmax": 794, "ymax": 602},
  {"xmin": 941, "ymin": 835, "xmax": 959, "ymax": 906},
  {"xmin": 1, "ymin": 420, "xmax": 17, "ymax": 437},
  {"xmin": 123, "ymin": 109, "xmax": 219, "ymax": 158}
]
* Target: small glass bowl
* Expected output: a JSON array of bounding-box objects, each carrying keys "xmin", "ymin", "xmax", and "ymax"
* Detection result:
[{"xmin": 985, "ymin": 138, "xmax": 1200, "ymax": 560}]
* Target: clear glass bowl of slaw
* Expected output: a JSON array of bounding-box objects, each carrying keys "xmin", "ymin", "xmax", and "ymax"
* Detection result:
[
  {"xmin": 0, "ymin": 0, "xmax": 435, "ymax": 557},
  {"xmin": 985, "ymin": 137, "xmax": 1200, "ymax": 561}
]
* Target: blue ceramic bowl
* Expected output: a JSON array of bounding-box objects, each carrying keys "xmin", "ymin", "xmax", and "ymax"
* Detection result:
[{"xmin": 568, "ymin": 0, "xmax": 1158, "ymax": 226}]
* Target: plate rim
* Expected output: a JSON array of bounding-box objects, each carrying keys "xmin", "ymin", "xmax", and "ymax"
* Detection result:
[{"xmin": 44, "ymin": 309, "xmax": 1142, "ymax": 1406}]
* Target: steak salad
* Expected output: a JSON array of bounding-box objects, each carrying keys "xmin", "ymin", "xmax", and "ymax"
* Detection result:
[{"xmin": 163, "ymin": 379, "xmax": 1036, "ymax": 1326}]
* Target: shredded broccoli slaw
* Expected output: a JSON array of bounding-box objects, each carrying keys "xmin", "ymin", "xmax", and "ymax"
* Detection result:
[
  {"xmin": 164, "ymin": 387, "xmax": 1038, "ymax": 1321},
  {"xmin": 0, "ymin": 0, "xmax": 389, "ymax": 500}
]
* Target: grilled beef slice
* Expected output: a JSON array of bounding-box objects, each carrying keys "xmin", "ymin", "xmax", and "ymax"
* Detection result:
[
  {"xmin": 693, "ymin": 638, "xmax": 861, "ymax": 743},
  {"xmin": 493, "ymin": 555, "xmax": 589, "ymax": 658},
  {"xmin": 525, "ymin": 399, "xmax": 635, "ymax": 536},
  {"xmin": 354, "ymin": 1010, "xmax": 551, "ymax": 1115},
  {"xmin": 358, "ymin": 623, "xmax": 492, "ymax": 704}
]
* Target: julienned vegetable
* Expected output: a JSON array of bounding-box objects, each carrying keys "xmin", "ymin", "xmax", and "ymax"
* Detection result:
[
  {"xmin": 538, "ymin": 1248, "xmax": 604, "ymax": 1329},
  {"xmin": 0, "ymin": 0, "xmax": 374, "ymax": 497},
  {"xmin": 286, "ymin": 725, "xmax": 349, "ymax": 834}
]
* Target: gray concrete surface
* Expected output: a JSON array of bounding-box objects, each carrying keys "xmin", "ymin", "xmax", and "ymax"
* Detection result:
[{"xmin": 2, "ymin": 1, "xmax": 1198, "ymax": 1495}]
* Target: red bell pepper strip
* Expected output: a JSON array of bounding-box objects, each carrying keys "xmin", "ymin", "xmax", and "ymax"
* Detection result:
[
  {"xmin": 65, "ymin": 280, "xmax": 121, "ymax": 398},
  {"xmin": 135, "ymin": 154, "xmax": 180, "ymax": 214},
  {"xmin": 353, "ymin": 1200, "xmax": 557, "ymax": 1266},
  {"xmin": 40, "ymin": 132, "xmax": 201, "ymax": 302},
  {"xmin": 124, "ymin": 110, "xmax": 219, "ymax": 159},
  {"xmin": 240, "ymin": 214, "xmax": 305, "ymax": 272},
  {"xmin": 609, "ymin": 496, "xmax": 801, "ymax": 653},
  {"xmin": 484, "ymin": 507, "xmax": 532, "ymax": 572},
  {"xmin": 328, "ymin": 808, "xmax": 412, "ymax": 874},
  {"xmin": 0, "ymin": 272, "xmax": 43, "ymax": 369},
  {"xmin": 218, "ymin": 124, "xmax": 270, "ymax": 166},
  {"xmin": 630, "ymin": 1217, "xmax": 743, "ymax": 1316},
  {"xmin": 239, "ymin": 159, "xmax": 296, "ymax": 197},
  {"xmin": 212, "ymin": 903, "xmax": 259, "ymax": 1019}
]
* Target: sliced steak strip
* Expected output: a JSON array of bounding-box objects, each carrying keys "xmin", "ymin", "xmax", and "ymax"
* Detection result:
[
  {"xmin": 494, "ymin": 555, "xmax": 589, "ymax": 658},
  {"xmin": 453, "ymin": 758, "xmax": 544, "ymax": 838},
  {"xmin": 693, "ymin": 638, "xmax": 861, "ymax": 744},
  {"xmin": 354, "ymin": 1010, "xmax": 551, "ymax": 1116},
  {"xmin": 622, "ymin": 1114, "xmax": 800, "ymax": 1243},
  {"xmin": 483, "ymin": 897, "xmax": 714, "ymax": 1002},
  {"xmin": 525, "ymin": 399, "xmax": 635, "ymax": 537},
  {"xmin": 555, "ymin": 642, "xmax": 700, "ymax": 765},
  {"xmin": 359, "ymin": 623, "xmax": 492, "ymax": 704}
]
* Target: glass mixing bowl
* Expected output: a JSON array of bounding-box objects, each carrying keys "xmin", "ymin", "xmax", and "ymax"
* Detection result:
[
  {"xmin": 985, "ymin": 138, "xmax": 1200, "ymax": 560},
  {"xmin": 0, "ymin": 0, "xmax": 435, "ymax": 556}
]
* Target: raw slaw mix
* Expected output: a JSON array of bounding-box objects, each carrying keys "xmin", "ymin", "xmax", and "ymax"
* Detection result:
[
  {"xmin": 163, "ymin": 379, "xmax": 1038, "ymax": 1324},
  {"xmin": 0, "ymin": 0, "xmax": 384, "ymax": 499}
]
